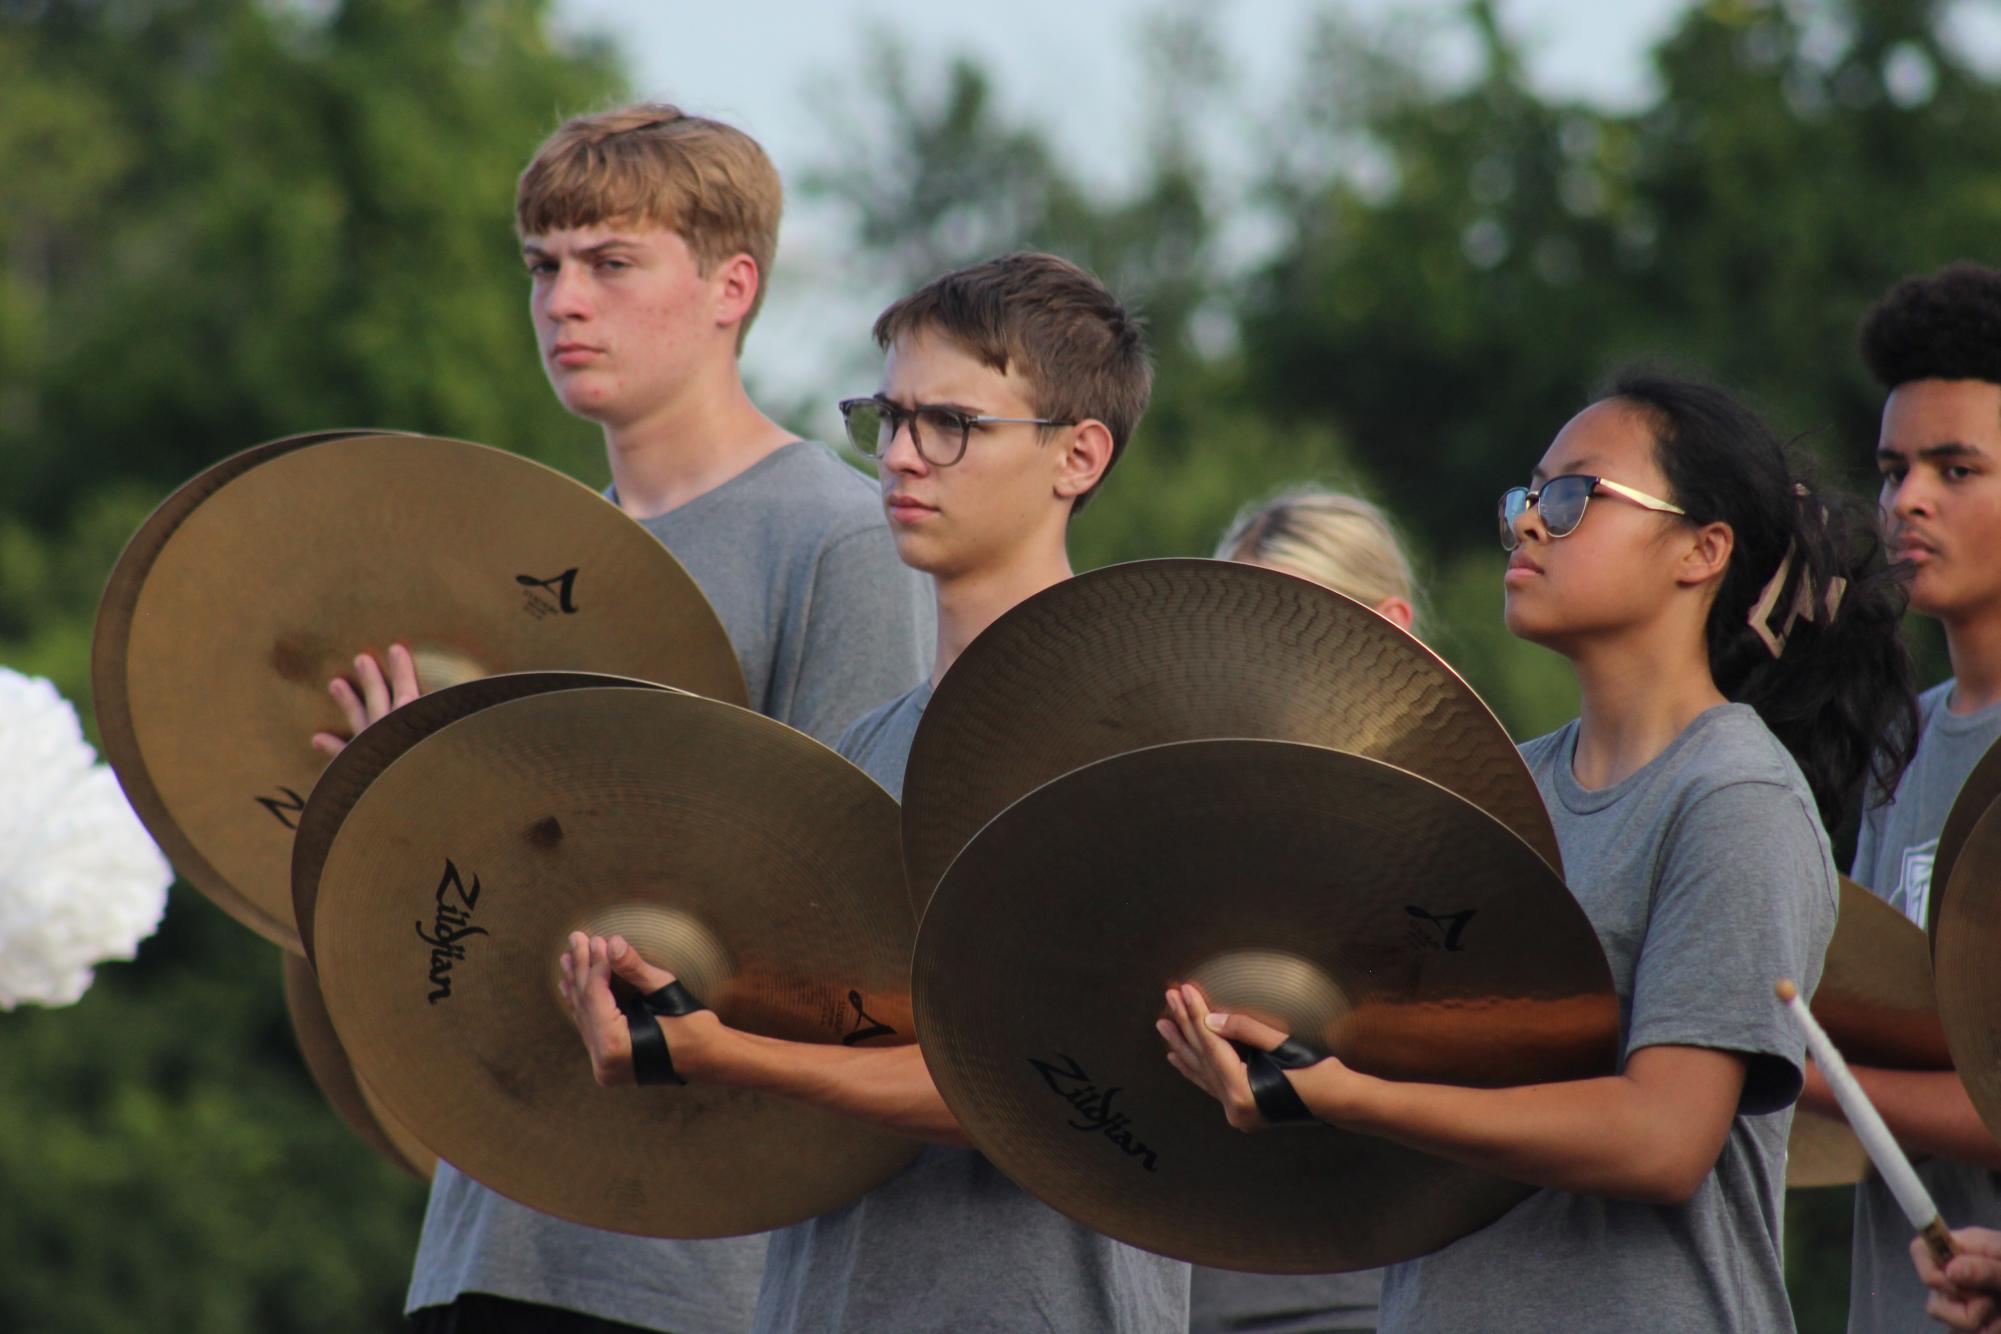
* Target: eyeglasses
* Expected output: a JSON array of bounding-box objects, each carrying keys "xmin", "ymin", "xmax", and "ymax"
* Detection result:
[
  {"xmin": 837, "ymin": 395, "xmax": 1076, "ymax": 468},
  {"xmin": 1498, "ymin": 475, "xmax": 1687, "ymax": 551}
]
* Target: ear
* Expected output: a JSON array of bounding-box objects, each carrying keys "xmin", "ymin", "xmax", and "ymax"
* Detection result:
[
  {"xmin": 1052, "ymin": 419, "xmax": 1116, "ymax": 505},
  {"xmin": 1374, "ymin": 596, "xmax": 1416, "ymax": 633},
  {"xmin": 711, "ymin": 253, "xmax": 761, "ymax": 331},
  {"xmin": 1674, "ymin": 520, "xmax": 1734, "ymax": 590}
]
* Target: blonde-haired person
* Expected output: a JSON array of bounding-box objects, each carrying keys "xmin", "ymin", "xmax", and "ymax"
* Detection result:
[
  {"xmin": 1191, "ymin": 485, "xmax": 1416, "ymax": 1334},
  {"xmin": 315, "ymin": 103, "xmax": 930, "ymax": 1334},
  {"xmin": 1217, "ymin": 488, "xmax": 1418, "ymax": 632}
]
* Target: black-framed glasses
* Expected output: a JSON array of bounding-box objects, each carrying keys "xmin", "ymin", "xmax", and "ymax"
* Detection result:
[
  {"xmin": 837, "ymin": 395, "xmax": 1076, "ymax": 468},
  {"xmin": 1498, "ymin": 474, "xmax": 1687, "ymax": 551}
]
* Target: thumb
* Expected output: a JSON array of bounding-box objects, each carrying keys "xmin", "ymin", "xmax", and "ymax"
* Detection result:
[
  {"xmin": 606, "ymin": 936, "xmax": 676, "ymax": 991},
  {"xmin": 1204, "ymin": 1009, "xmax": 1292, "ymax": 1051}
]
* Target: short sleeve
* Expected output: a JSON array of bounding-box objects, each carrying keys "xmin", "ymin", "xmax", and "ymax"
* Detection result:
[
  {"xmin": 1625, "ymin": 780, "xmax": 1837, "ymax": 1115},
  {"xmin": 781, "ymin": 526, "xmax": 930, "ymax": 747}
]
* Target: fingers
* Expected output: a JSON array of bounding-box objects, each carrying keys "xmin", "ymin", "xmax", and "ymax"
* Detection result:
[
  {"xmin": 310, "ymin": 731, "xmax": 349, "ymax": 758},
  {"xmin": 1927, "ymin": 1289, "xmax": 1997, "ymax": 1333},
  {"xmin": 353, "ymin": 652, "xmax": 392, "ymax": 721},
  {"xmin": 1949, "ymin": 1251, "xmax": 2001, "ymax": 1295},
  {"xmin": 1202, "ymin": 1007, "xmax": 1292, "ymax": 1052},
  {"xmin": 386, "ymin": 642, "xmax": 422, "ymax": 708}
]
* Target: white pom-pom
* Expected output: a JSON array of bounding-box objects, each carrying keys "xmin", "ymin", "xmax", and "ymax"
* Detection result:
[{"xmin": 0, "ymin": 667, "xmax": 172, "ymax": 1009}]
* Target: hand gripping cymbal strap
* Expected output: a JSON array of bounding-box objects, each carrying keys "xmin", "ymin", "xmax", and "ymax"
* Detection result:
[
  {"xmin": 1232, "ymin": 1036, "xmax": 1323, "ymax": 1126},
  {"xmin": 623, "ymin": 980, "xmax": 708, "ymax": 1087}
]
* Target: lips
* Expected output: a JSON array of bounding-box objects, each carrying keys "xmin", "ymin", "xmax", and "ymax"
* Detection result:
[
  {"xmin": 885, "ymin": 494, "xmax": 937, "ymax": 522},
  {"xmin": 549, "ymin": 341, "xmax": 602, "ymax": 366},
  {"xmin": 1506, "ymin": 553, "xmax": 1544, "ymax": 576},
  {"xmin": 1891, "ymin": 529, "xmax": 1939, "ymax": 562}
]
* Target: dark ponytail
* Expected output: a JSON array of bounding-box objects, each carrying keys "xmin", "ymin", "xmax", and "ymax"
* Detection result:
[{"xmin": 1608, "ymin": 371, "xmax": 1917, "ymax": 828}]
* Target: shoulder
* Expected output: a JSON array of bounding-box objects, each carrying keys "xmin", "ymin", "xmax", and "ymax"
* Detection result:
[
  {"xmin": 835, "ymin": 684, "xmax": 929, "ymax": 764},
  {"xmin": 750, "ymin": 441, "xmax": 891, "ymax": 546},
  {"xmin": 1515, "ymin": 722, "xmax": 1576, "ymax": 775}
]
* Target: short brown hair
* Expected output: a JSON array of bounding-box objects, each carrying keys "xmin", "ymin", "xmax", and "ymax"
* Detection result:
[
  {"xmin": 516, "ymin": 103, "xmax": 783, "ymax": 344},
  {"xmin": 872, "ymin": 252, "xmax": 1151, "ymax": 511}
]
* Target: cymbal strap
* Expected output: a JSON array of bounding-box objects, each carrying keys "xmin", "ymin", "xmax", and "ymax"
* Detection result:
[
  {"xmin": 1236, "ymin": 1039, "xmax": 1321, "ymax": 1126},
  {"xmin": 624, "ymin": 980, "xmax": 711, "ymax": 1086}
]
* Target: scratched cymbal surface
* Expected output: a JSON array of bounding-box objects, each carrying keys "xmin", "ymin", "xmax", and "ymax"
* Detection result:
[
  {"xmin": 292, "ymin": 671, "xmax": 670, "ymax": 963},
  {"xmin": 314, "ymin": 687, "xmax": 920, "ymax": 1238},
  {"xmin": 1786, "ymin": 876, "xmax": 1946, "ymax": 1188},
  {"xmin": 93, "ymin": 433, "xmax": 746, "ymax": 954},
  {"xmin": 1936, "ymin": 801, "xmax": 2001, "ymax": 1142},
  {"xmin": 1931, "ymin": 733, "xmax": 2001, "ymax": 949},
  {"xmin": 282, "ymin": 952, "xmax": 436, "ymax": 1182},
  {"xmin": 900, "ymin": 559, "xmax": 1559, "ymax": 917},
  {"xmin": 913, "ymin": 739, "xmax": 1617, "ymax": 1273}
]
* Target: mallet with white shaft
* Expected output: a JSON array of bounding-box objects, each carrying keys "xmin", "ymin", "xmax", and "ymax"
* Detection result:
[{"xmin": 1777, "ymin": 978, "xmax": 1957, "ymax": 1265}]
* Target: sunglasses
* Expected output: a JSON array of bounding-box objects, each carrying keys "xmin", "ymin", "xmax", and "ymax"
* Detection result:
[{"xmin": 1498, "ymin": 475, "xmax": 1687, "ymax": 551}]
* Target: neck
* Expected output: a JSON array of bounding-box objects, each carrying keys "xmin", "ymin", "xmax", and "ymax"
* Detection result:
[
  {"xmin": 1942, "ymin": 604, "xmax": 2001, "ymax": 713},
  {"xmin": 1564, "ymin": 622, "xmax": 1727, "ymax": 791},
  {"xmin": 927, "ymin": 546, "xmax": 1076, "ymax": 686},
  {"xmin": 603, "ymin": 370, "xmax": 794, "ymax": 518}
]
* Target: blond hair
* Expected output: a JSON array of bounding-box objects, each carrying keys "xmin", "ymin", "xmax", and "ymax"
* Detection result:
[
  {"xmin": 516, "ymin": 103, "xmax": 782, "ymax": 346},
  {"xmin": 1216, "ymin": 489, "xmax": 1419, "ymax": 629}
]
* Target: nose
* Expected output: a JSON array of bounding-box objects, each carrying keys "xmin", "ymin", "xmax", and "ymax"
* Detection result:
[
  {"xmin": 1884, "ymin": 472, "xmax": 1933, "ymax": 523},
  {"xmin": 1508, "ymin": 499, "xmax": 1547, "ymax": 549},
  {"xmin": 878, "ymin": 411, "xmax": 929, "ymax": 478},
  {"xmin": 541, "ymin": 261, "xmax": 591, "ymax": 323}
]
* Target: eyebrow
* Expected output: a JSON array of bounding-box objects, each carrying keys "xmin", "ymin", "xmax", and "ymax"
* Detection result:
[
  {"xmin": 1530, "ymin": 457, "xmax": 1594, "ymax": 485},
  {"xmin": 1876, "ymin": 441, "xmax": 1987, "ymax": 464},
  {"xmin": 520, "ymin": 238, "xmax": 646, "ymax": 260}
]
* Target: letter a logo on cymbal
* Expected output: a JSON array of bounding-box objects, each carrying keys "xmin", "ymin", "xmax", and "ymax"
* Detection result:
[{"xmin": 516, "ymin": 568, "xmax": 580, "ymax": 614}]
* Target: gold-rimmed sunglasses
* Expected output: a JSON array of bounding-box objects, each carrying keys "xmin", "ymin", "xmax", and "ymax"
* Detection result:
[{"xmin": 1498, "ymin": 475, "xmax": 1687, "ymax": 552}]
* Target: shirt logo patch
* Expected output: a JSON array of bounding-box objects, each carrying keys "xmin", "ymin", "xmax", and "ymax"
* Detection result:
[{"xmin": 1887, "ymin": 837, "xmax": 1938, "ymax": 928}]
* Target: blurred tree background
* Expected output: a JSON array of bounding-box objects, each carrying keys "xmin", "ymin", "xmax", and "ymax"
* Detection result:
[{"xmin": 1, "ymin": 0, "xmax": 1994, "ymax": 1328}]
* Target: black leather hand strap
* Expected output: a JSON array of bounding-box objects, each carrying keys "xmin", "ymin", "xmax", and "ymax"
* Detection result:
[
  {"xmin": 1232, "ymin": 1037, "xmax": 1324, "ymax": 1125},
  {"xmin": 623, "ymin": 981, "xmax": 708, "ymax": 1086}
]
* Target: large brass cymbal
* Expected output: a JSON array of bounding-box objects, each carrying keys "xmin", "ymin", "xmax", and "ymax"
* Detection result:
[
  {"xmin": 1935, "ymin": 801, "xmax": 2001, "ymax": 1142},
  {"xmin": 901, "ymin": 559, "xmax": 1559, "ymax": 917},
  {"xmin": 282, "ymin": 952, "xmax": 436, "ymax": 1182},
  {"xmin": 292, "ymin": 671, "xmax": 669, "ymax": 964},
  {"xmin": 913, "ymin": 739, "xmax": 1618, "ymax": 1273},
  {"xmin": 1930, "ymin": 733, "xmax": 2001, "ymax": 948},
  {"xmin": 313, "ymin": 687, "xmax": 921, "ymax": 1238},
  {"xmin": 93, "ymin": 433, "xmax": 746, "ymax": 954},
  {"xmin": 1786, "ymin": 876, "xmax": 1946, "ymax": 1188}
]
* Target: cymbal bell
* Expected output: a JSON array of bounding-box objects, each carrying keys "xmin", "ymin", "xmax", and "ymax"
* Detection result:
[
  {"xmin": 1935, "ymin": 801, "xmax": 2001, "ymax": 1142},
  {"xmin": 1785, "ymin": 876, "xmax": 1946, "ymax": 1188},
  {"xmin": 1931, "ymin": 733, "xmax": 2001, "ymax": 948},
  {"xmin": 292, "ymin": 671, "xmax": 670, "ymax": 965},
  {"xmin": 913, "ymin": 739, "xmax": 1618, "ymax": 1273},
  {"xmin": 282, "ymin": 952, "xmax": 435, "ymax": 1182},
  {"xmin": 900, "ymin": 559, "xmax": 1560, "ymax": 917},
  {"xmin": 93, "ymin": 433, "xmax": 746, "ymax": 954},
  {"xmin": 312, "ymin": 686, "xmax": 921, "ymax": 1238}
]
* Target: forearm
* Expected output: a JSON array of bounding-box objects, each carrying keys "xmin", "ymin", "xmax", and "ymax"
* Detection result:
[
  {"xmin": 1838, "ymin": 1065, "xmax": 2001, "ymax": 1169},
  {"xmin": 700, "ymin": 1032, "xmax": 970, "ymax": 1147},
  {"xmin": 1299, "ymin": 1062, "xmax": 1730, "ymax": 1204}
]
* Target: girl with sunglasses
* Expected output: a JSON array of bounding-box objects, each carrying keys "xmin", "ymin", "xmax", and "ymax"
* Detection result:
[{"xmin": 1160, "ymin": 372, "xmax": 1916, "ymax": 1332}]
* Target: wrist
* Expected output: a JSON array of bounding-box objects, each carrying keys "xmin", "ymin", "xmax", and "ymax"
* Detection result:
[{"xmin": 1292, "ymin": 1060, "xmax": 1375, "ymax": 1129}]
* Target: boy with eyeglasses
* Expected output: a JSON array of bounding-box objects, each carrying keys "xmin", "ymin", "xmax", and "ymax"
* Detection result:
[
  {"xmin": 559, "ymin": 250, "xmax": 1192, "ymax": 1333},
  {"xmin": 321, "ymin": 103, "xmax": 930, "ymax": 1334},
  {"xmin": 1800, "ymin": 262, "xmax": 2001, "ymax": 1333}
]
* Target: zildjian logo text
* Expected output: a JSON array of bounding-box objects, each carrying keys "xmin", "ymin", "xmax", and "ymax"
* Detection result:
[
  {"xmin": 1027, "ymin": 1053, "xmax": 1160, "ymax": 1172},
  {"xmin": 417, "ymin": 859, "xmax": 488, "ymax": 1004}
]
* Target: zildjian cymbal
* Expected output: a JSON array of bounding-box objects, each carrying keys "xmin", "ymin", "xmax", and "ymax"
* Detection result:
[
  {"xmin": 1787, "ymin": 877, "xmax": 1946, "ymax": 1189},
  {"xmin": 900, "ymin": 559, "xmax": 1559, "ymax": 917},
  {"xmin": 282, "ymin": 951, "xmax": 436, "ymax": 1182},
  {"xmin": 1934, "ymin": 800, "xmax": 2001, "ymax": 1142},
  {"xmin": 311, "ymin": 686, "xmax": 921, "ymax": 1238},
  {"xmin": 292, "ymin": 671, "xmax": 670, "ymax": 964},
  {"xmin": 912, "ymin": 739, "xmax": 1618, "ymax": 1273},
  {"xmin": 93, "ymin": 433, "xmax": 746, "ymax": 954},
  {"xmin": 1931, "ymin": 733, "xmax": 2001, "ymax": 949}
]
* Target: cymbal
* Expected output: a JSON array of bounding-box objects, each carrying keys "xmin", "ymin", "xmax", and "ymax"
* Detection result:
[
  {"xmin": 281, "ymin": 951, "xmax": 435, "ymax": 1182},
  {"xmin": 913, "ymin": 739, "xmax": 1618, "ymax": 1273},
  {"xmin": 1785, "ymin": 876, "xmax": 1946, "ymax": 1188},
  {"xmin": 900, "ymin": 559, "xmax": 1559, "ymax": 917},
  {"xmin": 93, "ymin": 432, "xmax": 746, "ymax": 954},
  {"xmin": 292, "ymin": 671, "xmax": 670, "ymax": 964},
  {"xmin": 1935, "ymin": 800, "xmax": 2001, "ymax": 1142},
  {"xmin": 1931, "ymin": 733, "xmax": 2001, "ymax": 948},
  {"xmin": 312, "ymin": 686, "xmax": 921, "ymax": 1238}
]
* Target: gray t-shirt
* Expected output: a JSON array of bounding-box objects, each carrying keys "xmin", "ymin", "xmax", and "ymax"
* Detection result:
[
  {"xmin": 1848, "ymin": 680, "xmax": 2001, "ymax": 1334},
  {"xmin": 407, "ymin": 440, "xmax": 932, "ymax": 1333},
  {"xmin": 1379, "ymin": 704, "xmax": 1837, "ymax": 1334},
  {"xmin": 751, "ymin": 682, "xmax": 1193, "ymax": 1334},
  {"xmin": 1188, "ymin": 1269, "xmax": 1379, "ymax": 1334}
]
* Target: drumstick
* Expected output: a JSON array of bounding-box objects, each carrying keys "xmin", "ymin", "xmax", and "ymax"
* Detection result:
[{"xmin": 1777, "ymin": 978, "xmax": 1957, "ymax": 1265}]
